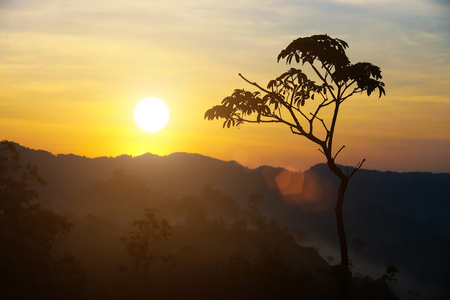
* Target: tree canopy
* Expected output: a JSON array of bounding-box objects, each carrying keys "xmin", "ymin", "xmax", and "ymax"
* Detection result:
[
  {"xmin": 205, "ymin": 34, "xmax": 386, "ymax": 300},
  {"xmin": 0, "ymin": 141, "xmax": 86, "ymax": 299},
  {"xmin": 205, "ymin": 34, "xmax": 385, "ymax": 161}
]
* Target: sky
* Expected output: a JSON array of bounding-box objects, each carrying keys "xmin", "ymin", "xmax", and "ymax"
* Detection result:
[{"xmin": 1, "ymin": 0, "xmax": 449, "ymax": 173}]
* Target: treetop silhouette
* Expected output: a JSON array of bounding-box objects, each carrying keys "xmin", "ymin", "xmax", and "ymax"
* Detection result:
[{"xmin": 205, "ymin": 34, "xmax": 386, "ymax": 300}]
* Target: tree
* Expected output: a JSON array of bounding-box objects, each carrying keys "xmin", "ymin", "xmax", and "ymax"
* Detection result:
[
  {"xmin": 381, "ymin": 264, "xmax": 398, "ymax": 291},
  {"xmin": 120, "ymin": 208, "xmax": 172, "ymax": 295},
  {"xmin": 0, "ymin": 140, "xmax": 86, "ymax": 299},
  {"xmin": 204, "ymin": 34, "xmax": 385, "ymax": 299}
]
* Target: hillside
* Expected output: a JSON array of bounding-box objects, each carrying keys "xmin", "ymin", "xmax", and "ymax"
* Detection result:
[{"xmin": 13, "ymin": 142, "xmax": 450, "ymax": 299}]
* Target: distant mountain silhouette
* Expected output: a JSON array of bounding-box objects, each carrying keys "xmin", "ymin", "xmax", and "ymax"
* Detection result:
[{"xmin": 13, "ymin": 142, "xmax": 450, "ymax": 299}]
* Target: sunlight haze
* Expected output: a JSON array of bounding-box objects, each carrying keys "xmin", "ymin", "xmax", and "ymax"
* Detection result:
[{"xmin": 1, "ymin": 0, "xmax": 449, "ymax": 172}]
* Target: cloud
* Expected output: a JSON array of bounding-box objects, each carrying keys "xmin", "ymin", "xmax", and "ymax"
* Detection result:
[{"xmin": 0, "ymin": 0, "xmax": 448, "ymax": 172}]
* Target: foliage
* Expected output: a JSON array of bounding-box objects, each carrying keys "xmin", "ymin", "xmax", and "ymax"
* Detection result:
[
  {"xmin": 0, "ymin": 140, "xmax": 86, "ymax": 299},
  {"xmin": 205, "ymin": 34, "xmax": 386, "ymax": 299},
  {"xmin": 382, "ymin": 264, "xmax": 399, "ymax": 292},
  {"xmin": 205, "ymin": 34, "xmax": 385, "ymax": 144},
  {"xmin": 131, "ymin": 189, "xmax": 397, "ymax": 300},
  {"xmin": 382, "ymin": 265, "xmax": 399, "ymax": 283},
  {"xmin": 120, "ymin": 208, "xmax": 172, "ymax": 294},
  {"xmin": 0, "ymin": 140, "xmax": 46, "ymax": 216}
]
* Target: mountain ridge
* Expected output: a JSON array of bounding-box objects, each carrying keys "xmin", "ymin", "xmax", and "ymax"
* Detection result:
[
  {"xmin": 12, "ymin": 142, "xmax": 450, "ymax": 231},
  {"xmin": 8, "ymin": 141, "xmax": 450, "ymax": 298},
  {"xmin": 14, "ymin": 141, "xmax": 448, "ymax": 174}
]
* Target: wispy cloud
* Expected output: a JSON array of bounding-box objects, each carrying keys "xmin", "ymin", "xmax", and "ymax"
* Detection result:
[{"xmin": 0, "ymin": 0, "xmax": 448, "ymax": 171}]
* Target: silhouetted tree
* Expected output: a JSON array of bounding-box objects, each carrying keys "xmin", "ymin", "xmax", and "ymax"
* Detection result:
[
  {"xmin": 178, "ymin": 196, "xmax": 208, "ymax": 228},
  {"xmin": 201, "ymin": 185, "xmax": 239, "ymax": 219},
  {"xmin": 0, "ymin": 140, "xmax": 86, "ymax": 299},
  {"xmin": 205, "ymin": 34, "xmax": 385, "ymax": 299},
  {"xmin": 382, "ymin": 264, "xmax": 399, "ymax": 291},
  {"xmin": 120, "ymin": 208, "xmax": 171, "ymax": 295}
]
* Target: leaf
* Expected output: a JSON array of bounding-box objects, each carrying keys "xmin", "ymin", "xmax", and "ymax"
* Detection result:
[
  {"xmin": 379, "ymin": 85, "xmax": 386, "ymax": 98},
  {"xmin": 278, "ymin": 34, "xmax": 351, "ymax": 68}
]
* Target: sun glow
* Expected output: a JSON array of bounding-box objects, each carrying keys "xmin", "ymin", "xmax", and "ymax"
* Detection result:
[{"xmin": 134, "ymin": 98, "xmax": 169, "ymax": 132}]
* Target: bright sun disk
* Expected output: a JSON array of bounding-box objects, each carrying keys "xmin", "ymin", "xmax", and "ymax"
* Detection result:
[{"xmin": 134, "ymin": 98, "xmax": 169, "ymax": 132}]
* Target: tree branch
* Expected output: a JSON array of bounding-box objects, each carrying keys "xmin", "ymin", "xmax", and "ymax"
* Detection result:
[
  {"xmin": 239, "ymin": 73, "xmax": 303, "ymax": 130},
  {"xmin": 321, "ymin": 62, "xmax": 334, "ymax": 82},
  {"xmin": 310, "ymin": 97, "xmax": 331, "ymax": 123},
  {"xmin": 239, "ymin": 73, "xmax": 277, "ymax": 99},
  {"xmin": 310, "ymin": 113, "xmax": 329, "ymax": 134},
  {"xmin": 290, "ymin": 127, "xmax": 303, "ymax": 136},
  {"xmin": 340, "ymin": 80, "xmax": 356, "ymax": 99},
  {"xmin": 290, "ymin": 85, "xmax": 299, "ymax": 106},
  {"xmin": 237, "ymin": 117, "xmax": 280, "ymax": 124},
  {"xmin": 349, "ymin": 158, "xmax": 366, "ymax": 178},
  {"xmin": 326, "ymin": 99, "xmax": 341, "ymax": 154},
  {"xmin": 291, "ymin": 105, "xmax": 311, "ymax": 123},
  {"xmin": 334, "ymin": 145, "xmax": 345, "ymax": 160},
  {"xmin": 340, "ymin": 92, "xmax": 356, "ymax": 104},
  {"xmin": 310, "ymin": 63, "xmax": 337, "ymax": 100}
]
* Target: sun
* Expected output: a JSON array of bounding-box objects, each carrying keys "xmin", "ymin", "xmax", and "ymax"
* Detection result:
[{"xmin": 134, "ymin": 98, "xmax": 169, "ymax": 132}]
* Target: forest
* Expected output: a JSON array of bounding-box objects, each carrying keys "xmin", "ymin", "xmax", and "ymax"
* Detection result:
[{"xmin": 1, "ymin": 141, "xmax": 449, "ymax": 299}]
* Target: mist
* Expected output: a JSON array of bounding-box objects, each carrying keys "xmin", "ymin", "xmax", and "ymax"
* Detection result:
[{"xmin": 1, "ymin": 141, "xmax": 449, "ymax": 299}]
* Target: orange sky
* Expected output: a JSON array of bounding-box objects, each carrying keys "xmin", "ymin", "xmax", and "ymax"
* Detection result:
[{"xmin": 1, "ymin": 0, "xmax": 449, "ymax": 172}]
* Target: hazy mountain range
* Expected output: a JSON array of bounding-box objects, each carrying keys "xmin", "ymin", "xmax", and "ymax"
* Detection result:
[{"xmin": 14, "ymin": 142, "xmax": 450, "ymax": 299}]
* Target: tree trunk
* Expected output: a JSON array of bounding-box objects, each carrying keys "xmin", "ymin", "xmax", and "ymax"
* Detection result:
[{"xmin": 335, "ymin": 177, "xmax": 350, "ymax": 300}]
